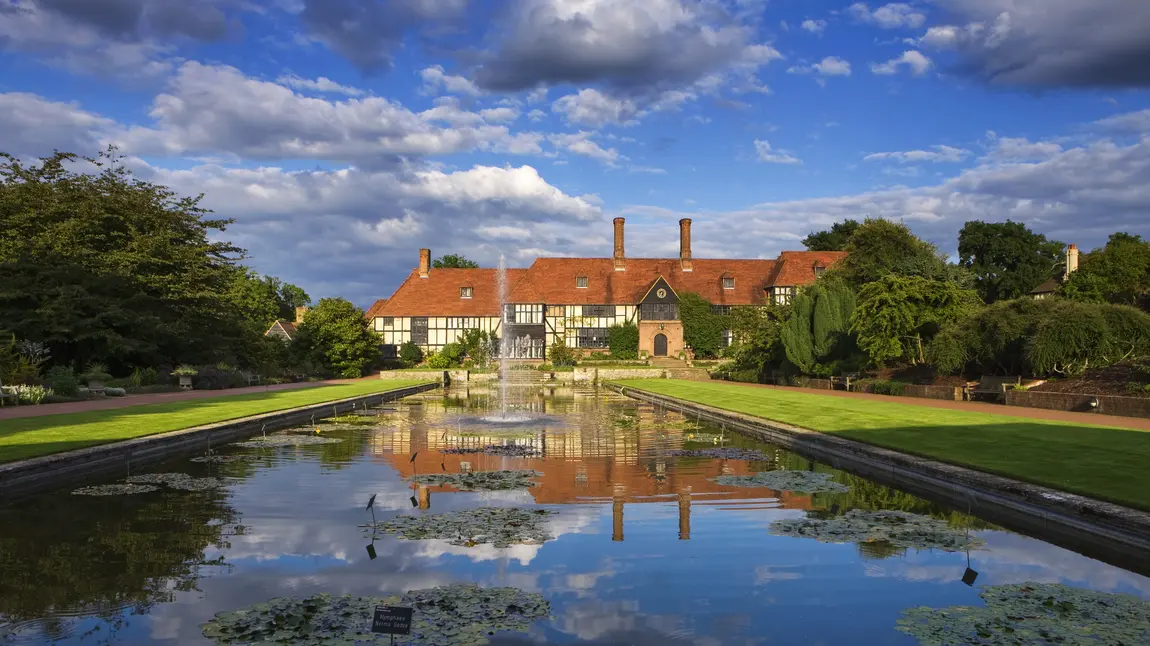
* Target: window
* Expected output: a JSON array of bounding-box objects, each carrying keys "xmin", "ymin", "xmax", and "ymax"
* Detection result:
[
  {"xmin": 382, "ymin": 317, "xmax": 394, "ymax": 327},
  {"xmin": 374, "ymin": 317, "xmax": 384, "ymax": 331},
  {"xmin": 772, "ymin": 286, "xmax": 795, "ymax": 305},
  {"xmin": 411, "ymin": 317, "xmax": 428, "ymax": 344},
  {"xmin": 505, "ymin": 303, "xmax": 543, "ymax": 324},
  {"xmin": 722, "ymin": 276, "xmax": 735, "ymax": 290},
  {"xmin": 576, "ymin": 327, "xmax": 609, "ymax": 348},
  {"xmin": 460, "ymin": 286, "xmax": 473, "ymax": 298},
  {"xmin": 711, "ymin": 305, "xmax": 731, "ymax": 316},
  {"xmin": 582, "ymin": 304, "xmax": 613, "ymax": 317},
  {"xmin": 576, "ymin": 276, "xmax": 589, "ymax": 288},
  {"xmin": 640, "ymin": 303, "xmax": 678, "ymax": 320},
  {"xmin": 814, "ymin": 265, "xmax": 826, "ymax": 278},
  {"xmin": 722, "ymin": 329, "xmax": 734, "ymax": 347}
]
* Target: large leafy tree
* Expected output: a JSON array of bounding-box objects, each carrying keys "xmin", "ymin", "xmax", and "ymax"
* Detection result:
[
  {"xmin": 294, "ymin": 298, "xmax": 380, "ymax": 378},
  {"xmin": 802, "ymin": 219, "xmax": 860, "ymax": 251},
  {"xmin": 850, "ymin": 275, "xmax": 981, "ymax": 365},
  {"xmin": 679, "ymin": 292, "xmax": 727, "ymax": 358},
  {"xmin": 781, "ymin": 284, "xmax": 857, "ymax": 375},
  {"xmin": 728, "ymin": 304, "xmax": 785, "ymax": 377},
  {"xmin": 958, "ymin": 220, "xmax": 1064, "ymax": 303},
  {"xmin": 1062, "ymin": 233, "xmax": 1150, "ymax": 310},
  {"xmin": 836, "ymin": 218, "xmax": 952, "ymax": 287},
  {"xmin": 433, "ymin": 254, "xmax": 479, "ymax": 269}
]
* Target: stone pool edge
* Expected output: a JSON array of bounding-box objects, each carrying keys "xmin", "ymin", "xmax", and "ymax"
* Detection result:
[
  {"xmin": 0, "ymin": 382, "xmax": 440, "ymax": 500},
  {"xmin": 609, "ymin": 382, "xmax": 1150, "ymax": 568}
]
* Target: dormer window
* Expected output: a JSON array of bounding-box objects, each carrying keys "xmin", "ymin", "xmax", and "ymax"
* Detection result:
[
  {"xmin": 460, "ymin": 287, "xmax": 473, "ymax": 299},
  {"xmin": 576, "ymin": 276, "xmax": 589, "ymax": 288},
  {"xmin": 813, "ymin": 263, "xmax": 826, "ymax": 278},
  {"xmin": 722, "ymin": 276, "xmax": 735, "ymax": 290}
]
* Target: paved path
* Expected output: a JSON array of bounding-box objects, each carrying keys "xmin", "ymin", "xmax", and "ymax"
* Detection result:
[
  {"xmin": 0, "ymin": 377, "xmax": 373, "ymax": 421},
  {"xmin": 727, "ymin": 382, "xmax": 1150, "ymax": 431}
]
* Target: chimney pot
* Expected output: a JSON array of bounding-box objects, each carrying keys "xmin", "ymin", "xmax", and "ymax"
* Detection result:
[
  {"xmin": 295, "ymin": 306, "xmax": 309, "ymax": 322},
  {"xmin": 1065, "ymin": 243, "xmax": 1079, "ymax": 280},
  {"xmin": 679, "ymin": 218, "xmax": 693, "ymax": 272},
  {"xmin": 613, "ymin": 217, "xmax": 626, "ymax": 271},
  {"xmin": 419, "ymin": 248, "xmax": 431, "ymax": 278}
]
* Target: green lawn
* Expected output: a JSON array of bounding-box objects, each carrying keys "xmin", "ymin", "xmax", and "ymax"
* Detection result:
[
  {"xmin": 0, "ymin": 380, "xmax": 431, "ymax": 464},
  {"xmin": 615, "ymin": 379, "xmax": 1150, "ymax": 511}
]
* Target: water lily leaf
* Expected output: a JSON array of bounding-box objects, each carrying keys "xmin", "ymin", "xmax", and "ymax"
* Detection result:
[
  {"xmin": 412, "ymin": 470, "xmax": 542, "ymax": 491},
  {"xmin": 711, "ymin": 470, "xmax": 850, "ymax": 493},
  {"xmin": 126, "ymin": 473, "xmax": 228, "ymax": 491},
  {"xmin": 441, "ymin": 445, "xmax": 540, "ymax": 457},
  {"xmin": 71, "ymin": 483, "xmax": 160, "ymax": 496},
  {"xmin": 232, "ymin": 434, "xmax": 344, "ymax": 448},
  {"xmin": 770, "ymin": 509, "xmax": 983, "ymax": 552},
  {"xmin": 896, "ymin": 582, "xmax": 1150, "ymax": 645},
  {"xmin": 363, "ymin": 507, "xmax": 558, "ymax": 547},
  {"xmin": 190, "ymin": 455, "xmax": 253, "ymax": 464},
  {"xmin": 668, "ymin": 448, "xmax": 769, "ymax": 461}
]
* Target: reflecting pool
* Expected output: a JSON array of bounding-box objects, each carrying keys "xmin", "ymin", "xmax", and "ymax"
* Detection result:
[{"xmin": 2, "ymin": 386, "xmax": 1149, "ymax": 645}]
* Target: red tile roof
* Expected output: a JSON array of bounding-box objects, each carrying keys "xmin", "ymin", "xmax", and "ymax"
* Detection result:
[
  {"xmin": 364, "ymin": 298, "xmax": 389, "ymax": 319},
  {"xmin": 376, "ymin": 268, "xmax": 527, "ymax": 317},
  {"xmin": 765, "ymin": 251, "xmax": 848, "ymax": 286}
]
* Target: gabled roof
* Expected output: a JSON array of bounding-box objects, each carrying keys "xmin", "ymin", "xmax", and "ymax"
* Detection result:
[
  {"xmin": 1030, "ymin": 278, "xmax": 1061, "ymax": 294},
  {"xmin": 364, "ymin": 298, "xmax": 389, "ymax": 320},
  {"xmin": 376, "ymin": 268, "xmax": 527, "ymax": 317},
  {"xmin": 265, "ymin": 319, "xmax": 297, "ymax": 340},
  {"xmin": 764, "ymin": 251, "xmax": 848, "ymax": 287}
]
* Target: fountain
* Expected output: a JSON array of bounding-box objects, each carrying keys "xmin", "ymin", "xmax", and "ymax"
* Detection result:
[{"xmin": 477, "ymin": 253, "xmax": 546, "ymax": 426}]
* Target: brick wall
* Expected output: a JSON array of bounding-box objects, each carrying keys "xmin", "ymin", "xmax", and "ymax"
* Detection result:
[
  {"xmin": 902, "ymin": 384, "xmax": 964, "ymax": 401},
  {"xmin": 577, "ymin": 367, "xmax": 666, "ymax": 382},
  {"xmin": 380, "ymin": 370, "xmax": 446, "ymax": 383},
  {"xmin": 1005, "ymin": 391, "xmax": 1150, "ymax": 419}
]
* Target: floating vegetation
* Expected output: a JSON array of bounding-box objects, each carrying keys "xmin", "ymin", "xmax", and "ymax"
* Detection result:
[
  {"xmin": 125, "ymin": 473, "xmax": 228, "ymax": 491},
  {"xmin": 321, "ymin": 415, "xmax": 379, "ymax": 425},
  {"xmin": 201, "ymin": 584, "xmax": 550, "ymax": 646},
  {"xmin": 441, "ymin": 445, "xmax": 540, "ymax": 457},
  {"xmin": 363, "ymin": 507, "xmax": 557, "ymax": 547},
  {"xmin": 413, "ymin": 470, "xmax": 542, "ymax": 491},
  {"xmin": 896, "ymin": 582, "xmax": 1150, "ymax": 645},
  {"xmin": 669, "ymin": 447, "xmax": 768, "ymax": 461},
  {"xmin": 71, "ymin": 483, "xmax": 160, "ymax": 496},
  {"xmin": 190, "ymin": 455, "xmax": 252, "ymax": 464},
  {"xmin": 232, "ymin": 434, "xmax": 344, "ymax": 448},
  {"xmin": 682, "ymin": 432, "xmax": 726, "ymax": 443},
  {"xmin": 712, "ymin": 470, "xmax": 850, "ymax": 493},
  {"xmin": 770, "ymin": 510, "xmax": 984, "ymax": 552}
]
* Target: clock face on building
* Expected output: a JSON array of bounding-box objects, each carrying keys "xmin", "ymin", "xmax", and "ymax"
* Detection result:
[{"xmin": 656, "ymin": 288, "xmax": 667, "ymax": 298}]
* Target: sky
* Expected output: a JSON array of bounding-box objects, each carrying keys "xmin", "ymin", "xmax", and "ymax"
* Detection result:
[{"xmin": 2, "ymin": 0, "xmax": 1150, "ymax": 307}]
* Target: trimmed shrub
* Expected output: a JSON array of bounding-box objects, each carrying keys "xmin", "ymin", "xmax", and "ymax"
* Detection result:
[
  {"xmin": 399, "ymin": 341, "xmax": 423, "ymax": 367},
  {"xmin": 104, "ymin": 387, "xmax": 127, "ymax": 397},
  {"xmin": 607, "ymin": 323, "xmax": 639, "ymax": 360},
  {"xmin": 425, "ymin": 351, "xmax": 451, "ymax": 370},
  {"xmin": 547, "ymin": 341, "xmax": 577, "ymax": 367},
  {"xmin": 439, "ymin": 342, "xmax": 466, "ymax": 368},
  {"xmin": 871, "ymin": 380, "xmax": 907, "ymax": 396},
  {"xmin": 45, "ymin": 366, "xmax": 80, "ymax": 397}
]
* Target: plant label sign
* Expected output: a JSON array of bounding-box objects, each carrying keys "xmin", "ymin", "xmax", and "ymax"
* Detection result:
[{"xmin": 371, "ymin": 605, "xmax": 413, "ymax": 635}]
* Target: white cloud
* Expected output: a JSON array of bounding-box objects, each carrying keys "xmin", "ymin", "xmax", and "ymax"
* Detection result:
[
  {"xmin": 276, "ymin": 74, "xmax": 365, "ymax": 97},
  {"xmin": 871, "ymin": 50, "xmax": 933, "ymax": 75},
  {"xmin": 801, "ymin": 19, "xmax": 827, "ymax": 34},
  {"xmin": 754, "ymin": 139, "xmax": 801, "ymax": 165},
  {"xmin": 0, "ymin": 92, "xmax": 116, "ymax": 158},
  {"xmin": 418, "ymin": 65, "xmax": 482, "ymax": 96},
  {"xmin": 849, "ymin": 3, "xmax": 925, "ymax": 29},
  {"xmin": 982, "ymin": 132, "xmax": 1063, "ymax": 160},
  {"xmin": 552, "ymin": 89, "xmax": 640, "ymax": 128},
  {"xmin": 549, "ymin": 131, "xmax": 622, "ymax": 165},
  {"xmin": 1094, "ymin": 109, "xmax": 1150, "ymax": 133},
  {"xmin": 479, "ymin": 107, "xmax": 520, "ymax": 123},
  {"xmin": 814, "ymin": 56, "xmax": 852, "ymax": 76},
  {"xmin": 864, "ymin": 145, "xmax": 969, "ymax": 163}
]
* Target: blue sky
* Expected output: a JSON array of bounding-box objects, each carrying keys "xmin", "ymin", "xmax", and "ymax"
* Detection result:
[{"xmin": 2, "ymin": 0, "xmax": 1149, "ymax": 306}]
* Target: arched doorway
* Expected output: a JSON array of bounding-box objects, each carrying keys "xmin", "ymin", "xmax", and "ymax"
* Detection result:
[{"xmin": 653, "ymin": 333, "xmax": 668, "ymax": 357}]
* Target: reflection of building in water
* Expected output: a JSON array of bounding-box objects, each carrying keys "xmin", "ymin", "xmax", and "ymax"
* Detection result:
[
  {"xmin": 418, "ymin": 485, "xmax": 431, "ymax": 510},
  {"xmin": 612, "ymin": 485, "xmax": 625, "ymax": 542},
  {"xmin": 679, "ymin": 488, "xmax": 691, "ymax": 540}
]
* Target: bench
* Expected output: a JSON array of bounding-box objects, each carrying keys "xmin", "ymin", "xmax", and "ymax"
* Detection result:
[
  {"xmin": 968, "ymin": 375, "xmax": 1020, "ymax": 402},
  {"xmin": 241, "ymin": 372, "xmax": 262, "ymax": 386},
  {"xmin": 830, "ymin": 372, "xmax": 861, "ymax": 391},
  {"xmin": 0, "ymin": 379, "xmax": 17, "ymax": 406}
]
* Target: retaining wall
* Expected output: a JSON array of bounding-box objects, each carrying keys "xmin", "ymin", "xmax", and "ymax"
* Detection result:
[
  {"xmin": 380, "ymin": 370, "xmax": 447, "ymax": 383},
  {"xmin": 1006, "ymin": 391, "xmax": 1150, "ymax": 419},
  {"xmin": 608, "ymin": 383, "xmax": 1150, "ymax": 577},
  {"xmin": 0, "ymin": 383, "xmax": 438, "ymax": 500},
  {"xmin": 574, "ymin": 367, "xmax": 666, "ymax": 382}
]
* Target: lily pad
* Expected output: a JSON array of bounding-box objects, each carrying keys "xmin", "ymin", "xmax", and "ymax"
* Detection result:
[
  {"xmin": 200, "ymin": 584, "xmax": 550, "ymax": 646},
  {"xmin": 682, "ymin": 432, "xmax": 726, "ymax": 443},
  {"xmin": 363, "ymin": 507, "xmax": 557, "ymax": 547},
  {"xmin": 125, "ymin": 473, "xmax": 228, "ymax": 491},
  {"xmin": 441, "ymin": 445, "xmax": 540, "ymax": 457},
  {"xmin": 413, "ymin": 470, "xmax": 542, "ymax": 491},
  {"xmin": 770, "ymin": 509, "xmax": 984, "ymax": 552},
  {"xmin": 71, "ymin": 483, "xmax": 160, "ymax": 496},
  {"xmin": 669, "ymin": 448, "xmax": 769, "ymax": 461},
  {"xmin": 896, "ymin": 582, "xmax": 1150, "ymax": 645},
  {"xmin": 711, "ymin": 470, "xmax": 850, "ymax": 493},
  {"xmin": 321, "ymin": 415, "xmax": 379, "ymax": 425},
  {"xmin": 190, "ymin": 455, "xmax": 252, "ymax": 464},
  {"xmin": 232, "ymin": 434, "xmax": 344, "ymax": 448}
]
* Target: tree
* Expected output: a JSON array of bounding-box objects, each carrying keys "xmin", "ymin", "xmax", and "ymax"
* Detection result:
[
  {"xmin": 803, "ymin": 220, "xmax": 860, "ymax": 251},
  {"xmin": 607, "ymin": 323, "xmax": 639, "ymax": 359},
  {"xmin": 958, "ymin": 220, "xmax": 1064, "ymax": 303},
  {"xmin": 781, "ymin": 284, "xmax": 857, "ymax": 375},
  {"xmin": 850, "ymin": 275, "xmax": 981, "ymax": 365},
  {"xmin": 679, "ymin": 293, "xmax": 727, "ymax": 358},
  {"xmin": 727, "ymin": 305, "xmax": 785, "ymax": 377},
  {"xmin": 294, "ymin": 298, "xmax": 380, "ymax": 378},
  {"xmin": 1061, "ymin": 233, "xmax": 1150, "ymax": 309},
  {"xmin": 836, "ymin": 218, "xmax": 951, "ymax": 287},
  {"xmin": 433, "ymin": 254, "xmax": 479, "ymax": 269}
]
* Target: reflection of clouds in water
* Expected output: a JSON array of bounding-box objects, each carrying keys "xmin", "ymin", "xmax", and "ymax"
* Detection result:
[
  {"xmin": 754, "ymin": 565, "xmax": 803, "ymax": 585},
  {"xmin": 865, "ymin": 531, "xmax": 1150, "ymax": 597},
  {"xmin": 408, "ymin": 503, "xmax": 602, "ymax": 565}
]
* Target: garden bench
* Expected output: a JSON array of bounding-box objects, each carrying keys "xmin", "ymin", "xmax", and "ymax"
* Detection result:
[
  {"xmin": 0, "ymin": 379, "xmax": 18, "ymax": 406},
  {"xmin": 241, "ymin": 372, "xmax": 262, "ymax": 386},
  {"xmin": 968, "ymin": 376, "xmax": 1020, "ymax": 402},
  {"xmin": 830, "ymin": 372, "xmax": 861, "ymax": 391}
]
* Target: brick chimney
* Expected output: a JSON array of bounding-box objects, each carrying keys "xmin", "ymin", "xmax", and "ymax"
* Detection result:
[
  {"xmin": 294, "ymin": 306, "xmax": 309, "ymax": 322},
  {"xmin": 1065, "ymin": 244, "xmax": 1079, "ymax": 280},
  {"xmin": 419, "ymin": 248, "xmax": 431, "ymax": 278},
  {"xmin": 613, "ymin": 217, "xmax": 626, "ymax": 271},
  {"xmin": 679, "ymin": 218, "xmax": 693, "ymax": 272}
]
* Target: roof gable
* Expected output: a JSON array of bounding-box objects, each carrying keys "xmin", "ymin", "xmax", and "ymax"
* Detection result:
[
  {"xmin": 639, "ymin": 276, "xmax": 678, "ymax": 304},
  {"xmin": 377, "ymin": 268, "xmax": 526, "ymax": 317}
]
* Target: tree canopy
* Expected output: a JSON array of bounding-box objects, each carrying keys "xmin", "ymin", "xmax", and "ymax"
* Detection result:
[
  {"xmin": 1062, "ymin": 233, "xmax": 1150, "ymax": 310},
  {"xmin": 958, "ymin": 220, "xmax": 1063, "ymax": 303},
  {"xmin": 836, "ymin": 218, "xmax": 953, "ymax": 287},
  {"xmin": 294, "ymin": 298, "xmax": 380, "ymax": 378},
  {"xmin": 433, "ymin": 254, "xmax": 479, "ymax": 269},
  {"xmin": 850, "ymin": 275, "xmax": 981, "ymax": 365},
  {"xmin": 803, "ymin": 220, "xmax": 860, "ymax": 251}
]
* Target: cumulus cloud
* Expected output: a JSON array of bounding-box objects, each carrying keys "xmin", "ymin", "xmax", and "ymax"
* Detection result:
[
  {"xmin": 801, "ymin": 19, "xmax": 826, "ymax": 34},
  {"xmin": 864, "ymin": 145, "xmax": 969, "ymax": 163},
  {"xmin": 982, "ymin": 132, "xmax": 1063, "ymax": 160},
  {"xmin": 549, "ymin": 131, "xmax": 622, "ymax": 165},
  {"xmin": 276, "ymin": 74, "xmax": 365, "ymax": 96},
  {"xmin": 472, "ymin": 0, "xmax": 777, "ymax": 94},
  {"xmin": 788, "ymin": 56, "xmax": 852, "ymax": 77},
  {"xmin": 1094, "ymin": 109, "xmax": 1150, "ymax": 133},
  {"xmin": 754, "ymin": 139, "xmax": 801, "ymax": 165},
  {"xmin": 551, "ymin": 89, "xmax": 641, "ymax": 128},
  {"xmin": 849, "ymin": 3, "xmax": 925, "ymax": 29},
  {"xmin": 0, "ymin": 92, "xmax": 115, "ymax": 158},
  {"xmin": 871, "ymin": 50, "xmax": 932, "ymax": 75},
  {"xmin": 418, "ymin": 65, "xmax": 482, "ymax": 96}
]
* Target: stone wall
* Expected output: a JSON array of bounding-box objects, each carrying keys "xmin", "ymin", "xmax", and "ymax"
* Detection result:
[
  {"xmin": 1006, "ymin": 391, "xmax": 1150, "ymax": 419},
  {"xmin": 899, "ymin": 384, "xmax": 964, "ymax": 401},
  {"xmin": 380, "ymin": 370, "xmax": 446, "ymax": 383},
  {"xmin": 577, "ymin": 367, "xmax": 666, "ymax": 382}
]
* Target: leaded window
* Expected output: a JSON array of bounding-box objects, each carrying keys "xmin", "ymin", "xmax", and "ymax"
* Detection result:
[
  {"xmin": 582, "ymin": 304, "xmax": 613, "ymax": 317},
  {"xmin": 460, "ymin": 287, "xmax": 473, "ymax": 298},
  {"xmin": 411, "ymin": 317, "xmax": 428, "ymax": 344},
  {"xmin": 711, "ymin": 305, "xmax": 731, "ymax": 316},
  {"xmin": 576, "ymin": 327, "xmax": 610, "ymax": 348},
  {"xmin": 640, "ymin": 303, "xmax": 678, "ymax": 320},
  {"xmin": 576, "ymin": 276, "xmax": 589, "ymax": 288},
  {"xmin": 504, "ymin": 304, "xmax": 543, "ymax": 324},
  {"xmin": 772, "ymin": 287, "xmax": 795, "ymax": 305},
  {"xmin": 382, "ymin": 317, "xmax": 394, "ymax": 327},
  {"xmin": 722, "ymin": 277, "xmax": 735, "ymax": 290}
]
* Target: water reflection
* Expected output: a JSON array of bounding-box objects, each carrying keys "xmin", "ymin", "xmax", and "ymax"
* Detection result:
[{"xmin": 1, "ymin": 386, "xmax": 1149, "ymax": 645}]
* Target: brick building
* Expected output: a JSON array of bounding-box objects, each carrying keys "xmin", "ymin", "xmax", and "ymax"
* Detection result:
[{"xmin": 370, "ymin": 218, "xmax": 845, "ymax": 359}]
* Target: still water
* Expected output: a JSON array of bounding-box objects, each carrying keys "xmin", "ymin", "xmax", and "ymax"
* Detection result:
[{"xmin": 2, "ymin": 386, "xmax": 1148, "ymax": 645}]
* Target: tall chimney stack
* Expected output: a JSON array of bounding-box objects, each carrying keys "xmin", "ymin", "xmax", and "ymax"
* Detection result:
[
  {"xmin": 294, "ymin": 306, "xmax": 309, "ymax": 322},
  {"xmin": 679, "ymin": 218, "xmax": 693, "ymax": 272},
  {"xmin": 1065, "ymin": 244, "xmax": 1079, "ymax": 280},
  {"xmin": 419, "ymin": 248, "xmax": 431, "ymax": 278},
  {"xmin": 613, "ymin": 217, "xmax": 626, "ymax": 271}
]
